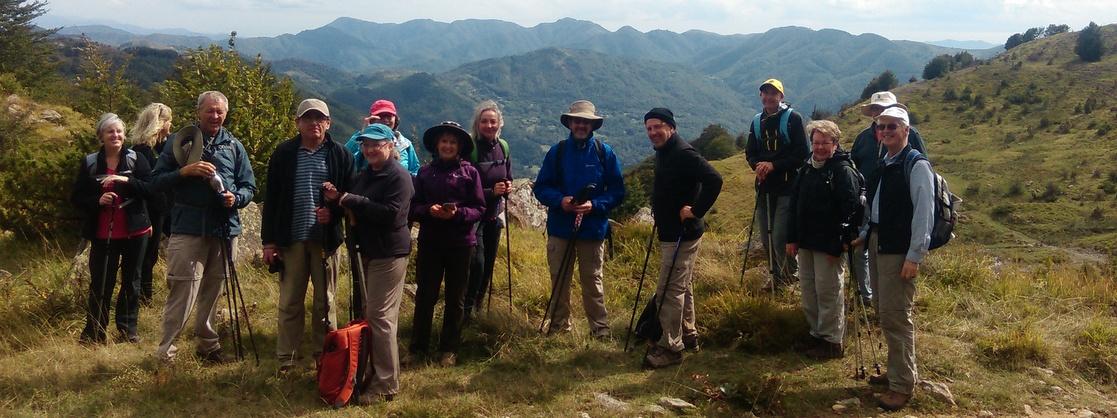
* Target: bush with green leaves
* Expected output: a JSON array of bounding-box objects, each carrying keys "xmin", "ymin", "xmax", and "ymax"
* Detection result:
[{"xmin": 159, "ymin": 39, "xmax": 297, "ymax": 199}]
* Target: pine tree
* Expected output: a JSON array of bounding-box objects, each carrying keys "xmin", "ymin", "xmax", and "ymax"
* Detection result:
[
  {"xmin": 1075, "ymin": 22, "xmax": 1105, "ymax": 63},
  {"xmin": 860, "ymin": 70, "xmax": 899, "ymax": 100},
  {"xmin": 0, "ymin": 0, "xmax": 58, "ymax": 87}
]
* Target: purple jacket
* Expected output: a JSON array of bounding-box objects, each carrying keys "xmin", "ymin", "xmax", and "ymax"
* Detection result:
[
  {"xmin": 469, "ymin": 138, "xmax": 513, "ymax": 221},
  {"xmin": 409, "ymin": 158, "xmax": 486, "ymax": 248}
]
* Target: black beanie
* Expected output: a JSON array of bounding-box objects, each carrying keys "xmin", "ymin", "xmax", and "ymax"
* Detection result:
[{"xmin": 644, "ymin": 107, "xmax": 676, "ymax": 129}]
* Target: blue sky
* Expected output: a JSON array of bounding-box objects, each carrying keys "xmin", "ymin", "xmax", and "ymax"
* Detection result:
[{"xmin": 37, "ymin": 0, "xmax": 1116, "ymax": 43}]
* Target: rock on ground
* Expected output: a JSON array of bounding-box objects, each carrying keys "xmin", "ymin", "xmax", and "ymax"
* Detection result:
[
  {"xmin": 658, "ymin": 397, "xmax": 697, "ymax": 411},
  {"xmin": 918, "ymin": 380, "xmax": 957, "ymax": 407},
  {"xmin": 506, "ymin": 179, "xmax": 547, "ymax": 229},
  {"xmin": 593, "ymin": 392, "xmax": 629, "ymax": 411}
]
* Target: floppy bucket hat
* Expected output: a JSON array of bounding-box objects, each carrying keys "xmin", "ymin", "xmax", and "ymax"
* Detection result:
[
  {"xmin": 422, "ymin": 121, "xmax": 474, "ymax": 158},
  {"xmin": 171, "ymin": 125, "xmax": 204, "ymax": 166},
  {"xmin": 861, "ymin": 91, "xmax": 906, "ymax": 116},
  {"xmin": 560, "ymin": 100, "xmax": 604, "ymax": 130}
]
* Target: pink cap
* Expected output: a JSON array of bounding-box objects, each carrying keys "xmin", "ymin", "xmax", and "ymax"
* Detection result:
[{"xmin": 368, "ymin": 99, "xmax": 398, "ymax": 117}]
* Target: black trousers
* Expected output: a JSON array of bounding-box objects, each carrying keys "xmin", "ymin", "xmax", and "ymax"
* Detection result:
[
  {"xmin": 82, "ymin": 235, "xmax": 147, "ymax": 341},
  {"xmin": 410, "ymin": 245, "xmax": 473, "ymax": 354},
  {"xmin": 464, "ymin": 219, "xmax": 502, "ymax": 313}
]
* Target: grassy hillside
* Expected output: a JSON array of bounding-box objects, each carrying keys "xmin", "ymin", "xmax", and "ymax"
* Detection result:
[{"xmin": 829, "ymin": 25, "xmax": 1117, "ymax": 263}]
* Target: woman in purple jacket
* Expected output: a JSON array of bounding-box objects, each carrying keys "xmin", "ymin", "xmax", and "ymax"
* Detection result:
[{"xmin": 408, "ymin": 121, "xmax": 485, "ymax": 367}]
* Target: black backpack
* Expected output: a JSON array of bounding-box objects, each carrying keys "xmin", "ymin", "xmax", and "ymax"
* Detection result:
[{"xmin": 901, "ymin": 150, "xmax": 960, "ymax": 250}]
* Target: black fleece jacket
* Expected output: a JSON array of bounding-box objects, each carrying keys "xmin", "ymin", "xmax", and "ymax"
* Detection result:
[
  {"xmin": 787, "ymin": 151, "xmax": 861, "ymax": 257},
  {"xmin": 652, "ymin": 133, "xmax": 723, "ymax": 242},
  {"xmin": 260, "ymin": 134, "xmax": 353, "ymax": 253}
]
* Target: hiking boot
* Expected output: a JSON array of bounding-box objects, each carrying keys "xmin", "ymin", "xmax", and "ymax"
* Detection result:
[
  {"xmin": 806, "ymin": 341, "xmax": 844, "ymax": 359},
  {"xmin": 867, "ymin": 373, "xmax": 888, "ymax": 386},
  {"xmin": 591, "ymin": 328, "xmax": 611, "ymax": 341},
  {"xmin": 683, "ymin": 334, "xmax": 700, "ymax": 352},
  {"xmin": 878, "ymin": 390, "xmax": 911, "ymax": 411},
  {"xmin": 355, "ymin": 392, "xmax": 395, "ymax": 405},
  {"xmin": 196, "ymin": 349, "xmax": 232, "ymax": 365},
  {"xmin": 277, "ymin": 361, "xmax": 297, "ymax": 375},
  {"xmin": 643, "ymin": 346, "xmax": 683, "ymax": 369},
  {"xmin": 438, "ymin": 352, "xmax": 457, "ymax": 367}
]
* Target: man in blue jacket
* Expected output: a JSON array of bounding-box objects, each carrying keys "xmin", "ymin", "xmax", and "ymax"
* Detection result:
[
  {"xmin": 151, "ymin": 91, "xmax": 257, "ymax": 363},
  {"xmin": 533, "ymin": 100, "xmax": 626, "ymax": 339}
]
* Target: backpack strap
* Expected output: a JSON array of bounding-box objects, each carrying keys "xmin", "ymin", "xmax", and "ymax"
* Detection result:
[
  {"xmin": 750, "ymin": 112, "xmax": 762, "ymax": 144},
  {"xmin": 750, "ymin": 108, "xmax": 795, "ymax": 146},
  {"xmin": 84, "ymin": 152, "xmax": 99, "ymax": 178}
]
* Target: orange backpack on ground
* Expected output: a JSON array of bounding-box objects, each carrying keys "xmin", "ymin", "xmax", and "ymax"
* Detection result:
[{"xmin": 317, "ymin": 319, "xmax": 371, "ymax": 407}]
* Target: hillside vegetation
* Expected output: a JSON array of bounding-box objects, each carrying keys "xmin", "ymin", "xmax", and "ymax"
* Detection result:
[{"xmin": 830, "ymin": 25, "xmax": 1117, "ymax": 263}]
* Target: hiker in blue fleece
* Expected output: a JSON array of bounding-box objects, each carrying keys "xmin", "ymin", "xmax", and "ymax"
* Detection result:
[
  {"xmin": 533, "ymin": 100, "xmax": 625, "ymax": 339},
  {"xmin": 344, "ymin": 99, "xmax": 420, "ymax": 176}
]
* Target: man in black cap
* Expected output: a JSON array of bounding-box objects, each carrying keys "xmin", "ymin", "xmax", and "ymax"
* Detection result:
[{"xmin": 643, "ymin": 108, "xmax": 722, "ymax": 368}]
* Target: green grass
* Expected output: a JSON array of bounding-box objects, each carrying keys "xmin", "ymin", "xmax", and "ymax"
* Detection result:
[{"xmin": 0, "ymin": 223, "xmax": 1115, "ymax": 416}]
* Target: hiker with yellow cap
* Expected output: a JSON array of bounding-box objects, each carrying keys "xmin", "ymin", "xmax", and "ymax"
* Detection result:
[
  {"xmin": 745, "ymin": 79, "xmax": 809, "ymax": 292},
  {"xmin": 849, "ymin": 91, "xmax": 928, "ymax": 308},
  {"xmin": 261, "ymin": 98, "xmax": 355, "ymax": 374}
]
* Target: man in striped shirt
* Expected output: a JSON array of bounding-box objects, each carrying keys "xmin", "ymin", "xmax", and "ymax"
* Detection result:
[{"xmin": 261, "ymin": 99, "xmax": 354, "ymax": 374}]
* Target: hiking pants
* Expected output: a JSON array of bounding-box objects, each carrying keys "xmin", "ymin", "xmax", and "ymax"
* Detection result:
[
  {"xmin": 654, "ymin": 239, "xmax": 700, "ymax": 352},
  {"xmin": 852, "ymin": 241, "xmax": 873, "ymax": 305},
  {"xmin": 156, "ymin": 234, "xmax": 234, "ymax": 360},
  {"xmin": 756, "ymin": 194, "xmax": 797, "ymax": 284},
  {"xmin": 83, "ymin": 235, "xmax": 147, "ymax": 342},
  {"xmin": 868, "ymin": 231, "xmax": 918, "ymax": 395},
  {"xmin": 362, "ymin": 256, "xmax": 407, "ymax": 396},
  {"xmin": 798, "ymin": 249, "xmax": 846, "ymax": 345},
  {"xmin": 276, "ymin": 240, "xmax": 338, "ymax": 365},
  {"xmin": 464, "ymin": 218, "xmax": 502, "ymax": 313},
  {"xmin": 411, "ymin": 245, "xmax": 472, "ymax": 354},
  {"xmin": 545, "ymin": 237, "xmax": 609, "ymax": 336},
  {"xmin": 138, "ymin": 210, "xmax": 164, "ymax": 303}
]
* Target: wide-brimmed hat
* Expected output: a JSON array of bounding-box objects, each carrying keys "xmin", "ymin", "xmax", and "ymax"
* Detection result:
[
  {"xmin": 422, "ymin": 121, "xmax": 474, "ymax": 158},
  {"xmin": 860, "ymin": 92, "xmax": 909, "ymax": 116},
  {"xmin": 171, "ymin": 125, "xmax": 204, "ymax": 166},
  {"xmin": 560, "ymin": 100, "xmax": 604, "ymax": 130}
]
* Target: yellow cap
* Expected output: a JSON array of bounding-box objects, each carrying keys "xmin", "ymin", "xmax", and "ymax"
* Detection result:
[{"xmin": 760, "ymin": 78, "xmax": 784, "ymax": 95}]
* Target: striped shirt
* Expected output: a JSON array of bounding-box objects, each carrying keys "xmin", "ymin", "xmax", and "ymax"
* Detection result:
[{"xmin": 291, "ymin": 142, "xmax": 329, "ymax": 242}]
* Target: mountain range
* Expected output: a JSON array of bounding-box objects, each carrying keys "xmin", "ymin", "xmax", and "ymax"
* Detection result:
[{"xmin": 53, "ymin": 17, "xmax": 1003, "ymax": 172}]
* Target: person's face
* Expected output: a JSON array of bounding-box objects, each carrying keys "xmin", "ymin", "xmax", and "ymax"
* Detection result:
[
  {"xmin": 645, "ymin": 118, "xmax": 674, "ymax": 149},
  {"xmin": 361, "ymin": 139, "xmax": 392, "ymax": 168},
  {"xmin": 810, "ymin": 131, "xmax": 838, "ymax": 161},
  {"xmin": 296, "ymin": 110, "xmax": 331, "ymax": 142},
  {"xmin": 760, "ymin": 87, "xmax": 783, "ymax": 112},
  {"xmin": 159, "ymin": 117, "xmax": 173, "ymax": 137},
  {"xmin": 437, "ymin": 134, "xmax": 460, "ymax": 160},
  {"xmin": 866, "ymin": 105, "xmax": 884, "ymax": 118},
  {"xmin": 568, "ymin": 117, "xmax": 593, "ymax": 140},
  {"xmin": 100, "ymin": 121, "xmax": 125, "ymax": 149},
  {"xmin": 374, "ymin": 112, "xmax": 398, "ymax": 130},
  {"xmin": 196, "ymin": 98, "xmax": 228, "ymax": 137},
  {"xmin": 876, "ymin": 116, "xmax": 909, "ymax": 150},
  {"xmin": 478, "ymin": 110, "xmax": 500, "ymax": 140}
]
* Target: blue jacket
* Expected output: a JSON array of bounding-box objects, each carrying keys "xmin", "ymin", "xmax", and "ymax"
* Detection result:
[
  {"xmin": 533, "ymin": 134, "xmax": 625, "ymax": 240},
  {"xmin": 151, "ymin": 126, "xmax": 257, "ymax": 238},
  {"xmin": 345, "ymin": 128, "xmax": 420, "ymax": 176}
]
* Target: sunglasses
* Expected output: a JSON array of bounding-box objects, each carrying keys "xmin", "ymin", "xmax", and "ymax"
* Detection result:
[{"xmin": 875, "ymin": 123, "xmax": 902, "ymax": 131}]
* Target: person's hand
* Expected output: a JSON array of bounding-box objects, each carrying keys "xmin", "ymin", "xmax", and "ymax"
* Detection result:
[
  {"xmin": 220, "ymin": 191, "xmax": 235, "ymax": 208},
  {"xmin": 442, "ymin": 204, "xmax": 458, "ymax": 219},
  {"xmin": 263, "ymin": 245, "xmax": 281, "ymax": 266},
  {"xmin": 785, "ymin": 243, "xmax": 798, "ymax": 257},
  {"xmin": 316, "ymin": 206, "xmax": 332, "ymax": 224},
  {"xmin": 430, "ymin": 204, "xmax": 450, "ymax": 220},
  {"xmin": 98, "ymin": 192, "xmax": 118, "ymax": 206},
  {"xmin": 322, "ymin": 182, "xmax": 340, "ymax": 202},
  {"xmin": 755, "ymin": 162, "xmax": 774, "ymax": 182},
  {"xmin": 364, "ymin": 114, "xmax": 383, "ymax": 126},
  {"xmin": 494, "ymin": 180, "xmax": 512, "ymax": 196},
  {"xmin": 561, "ymin": 196, "xmax": 576, "ymax": 212},
  {"xmin": 572, "ymin": 200, "xmax": 592, "ymax": 215},
  {"xmin": 849, "ymin": 237, "xmax": 864, "ymax": 249},
  {"xmin": 100, "ymin": 174, "xmax": 128, "ymax": 185},
  {"xmin": 679, "ymin": 205, "xmax": 695, "ymax": 222},
  {"xmin": 901, "ymin": 260, "xmax": 920, "ymax": 281},
  {"xmin": 180, "ymin": 161, "xmax": 216, "ymax": 178}
]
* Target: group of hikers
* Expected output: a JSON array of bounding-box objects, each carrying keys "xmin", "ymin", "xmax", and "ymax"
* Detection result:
[{"xmin": 70, "ymin": 77, "xmax": 934, "ymax": 411}]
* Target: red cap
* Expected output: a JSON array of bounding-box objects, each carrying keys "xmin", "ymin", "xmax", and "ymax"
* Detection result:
[{"xmin": 368, "ymin": 99, "xmax": 398, "ymax": 117}]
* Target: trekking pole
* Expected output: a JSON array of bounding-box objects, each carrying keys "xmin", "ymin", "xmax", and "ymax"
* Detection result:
[
  {"xmin": 345, "ymin": 213, "xmax": 367, "ymax": 321},
  {"xmin": 225, "ymin": 236, "xmax": 260, "ymax": 365},
  {"xmin": 848, "ymin": 237, "xmax": 882, "ymax": 376},
  {"xmin": 763, "ymin": 193, "xmax": 779, "ymax": 300},
  {"xmin": 739, "ymin": 195, "xmax": 760, "ymax": 289},
  {"xmin": 846, "ymin": 248, "xmax": 866, "ymax": 379},
  {"xmin": 642, "ymin": 233, "xmax": 686, "ymax": 359},
  {"xmin": 539, "ymin": 184, "xmax": 597, "ymax": 333},
  {"xmin": 624, "ymin": 223, "xmax": 657, "ymax": 352},
  {"xmin": 220, "ymin": 239, "xmax": 243, "ymax": 361},
  {"xmin": 504, "ymin": 195, "xmax": 514, "ymax": 314}
]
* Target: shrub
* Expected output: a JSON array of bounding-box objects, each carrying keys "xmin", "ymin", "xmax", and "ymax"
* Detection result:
[
  {"xmin": 1075, "ymin": 22, "xmax": 1105, "ymax": 62},
  {"xmin": 976, "ymin": 324, "xmax": 1052, "ymax": 369},
  {"xmin": 0, "ymin": 111, "xmax": 90, "ymax": 236},
  {"xmin": 1074, "ymin": 319, "xmax": 1117, "ymax": 383}
]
